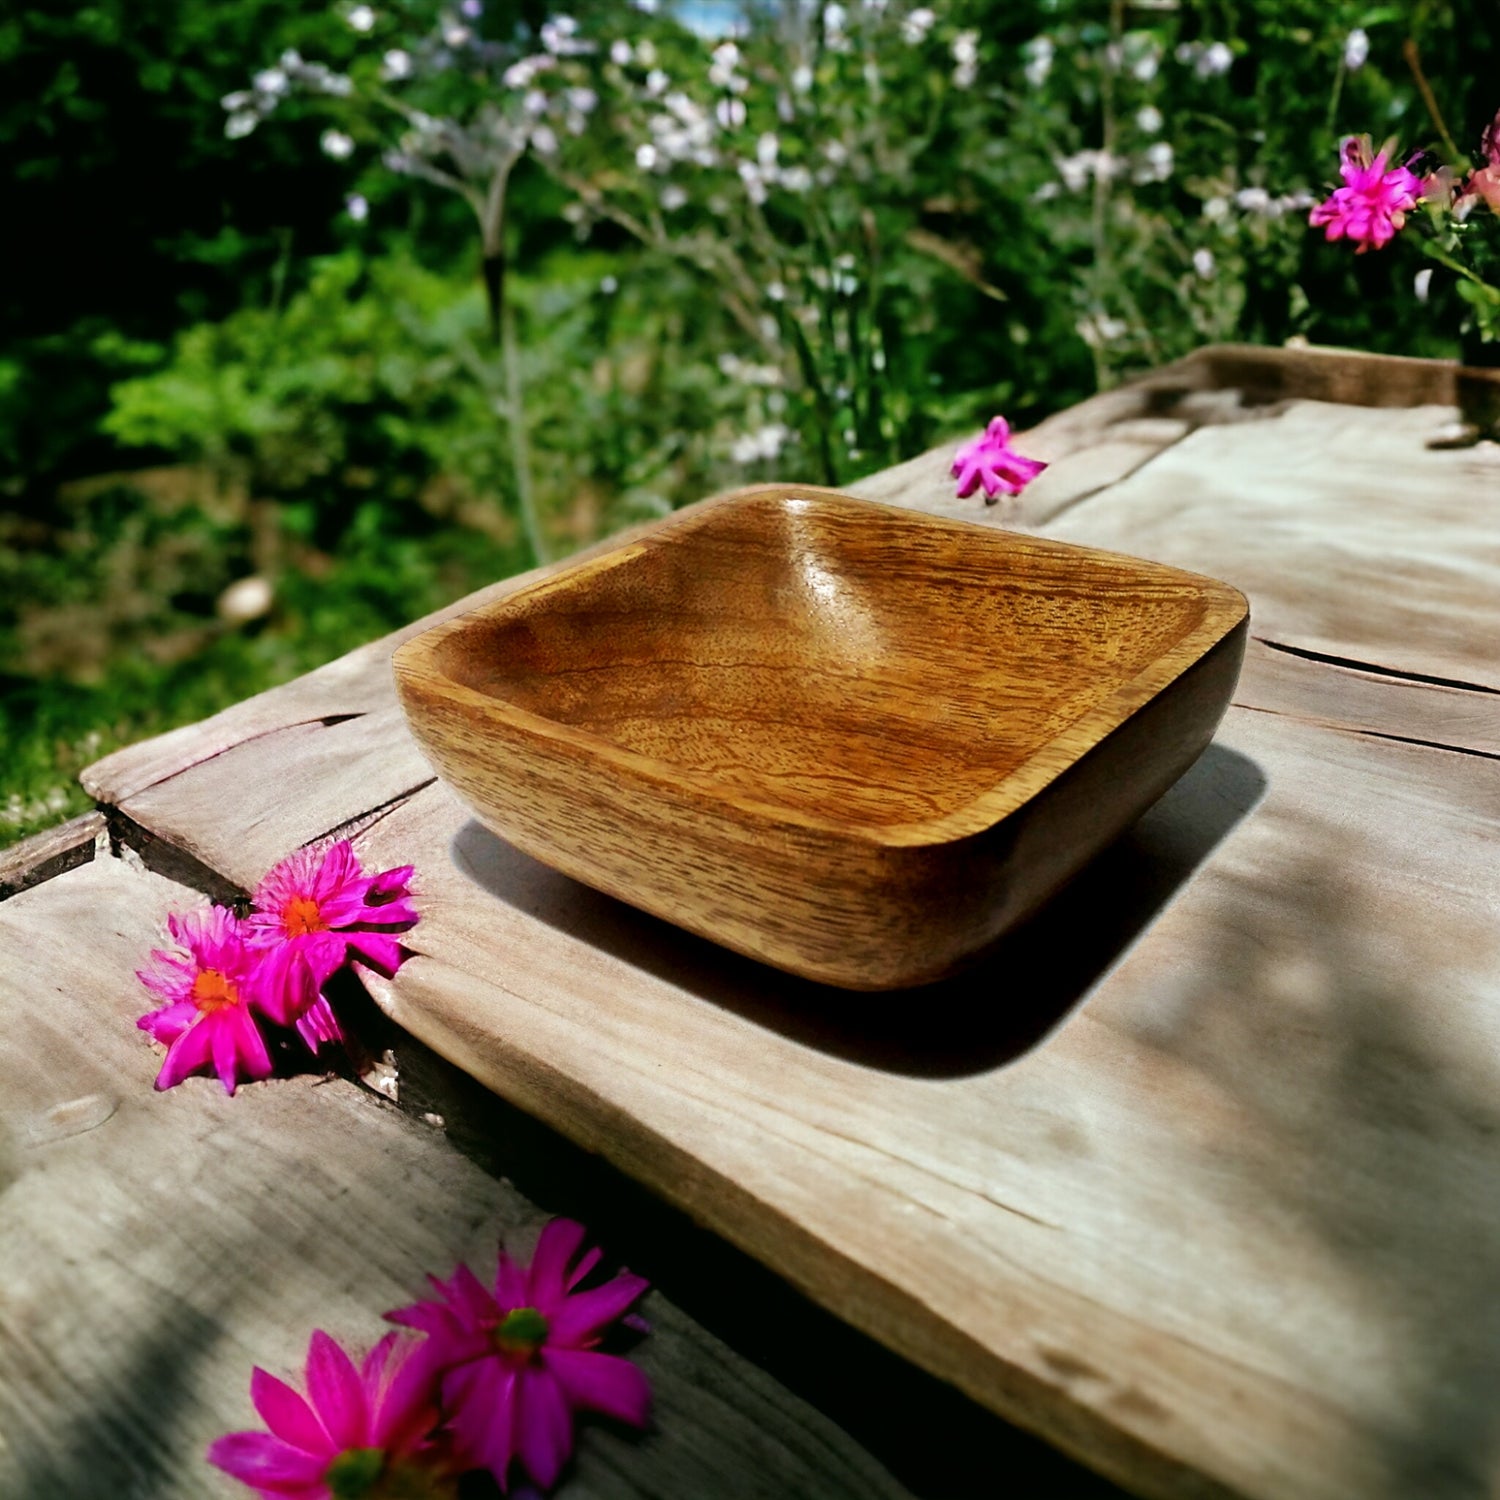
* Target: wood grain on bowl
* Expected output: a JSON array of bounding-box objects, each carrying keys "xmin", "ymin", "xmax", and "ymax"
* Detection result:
[{"xmin": 392, "ymin": 487, "xmax": 1248, "ymax": 988}]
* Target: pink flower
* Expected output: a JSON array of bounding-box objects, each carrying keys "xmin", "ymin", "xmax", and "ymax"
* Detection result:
[
  {"xmin": 386, "ymin": 1219, "xmax": 651, "ymax": 1492},
  {"xmin": 136, "ymin": 905, "xmax": 272, "ymax": 1095},
  {"xmin": 244, "ymin": 840, "xmax": 418, "ymax": 1050},
  {"xmin": 209, "ymin": 1329, "xmax": 452, "ymax": 1500},
  {"xmin": 1308, "ymin": 134, "xmax": 1423, "ymax": 253},
  {"xmin": 951, "ymin": 415, "xmax": 1048, "ymax": 502}
]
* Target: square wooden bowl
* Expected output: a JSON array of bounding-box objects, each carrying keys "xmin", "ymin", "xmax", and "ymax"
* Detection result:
[{"xmin": 393, "ymin": 486, "xmax": 1248, "ymax": 990}]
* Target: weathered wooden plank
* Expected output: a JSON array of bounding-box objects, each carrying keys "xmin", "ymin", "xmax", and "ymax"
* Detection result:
[
  {"xmin": 1235, "ymin": 637, "xmax": 1500, "ymax": 758},
  {"xmin": 3, "ymin": 856, "xmax": 1046, "ymax": 1500},
  {"xmin": 1044, "ymin": 399, "xmax": 1500, "ymax": 693},
  {"xmin": 347, "ymin": 705, "xmax": 1500, "ymax": 1500},
  {"xmin": 0, "ymin": 810, "xmax": 105, "ymax": 898}
]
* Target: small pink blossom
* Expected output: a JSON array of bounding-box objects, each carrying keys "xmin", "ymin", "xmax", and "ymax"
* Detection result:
[
  {"xmin": 386, "ymin": 1219, "xmax": 650, "ymax": 1492},
  {"xmin": 1308, "ymin": 135, "xmax": 1423, "ymax": 253},
  {"xmin": 244, "ymin": 840, "xmax": 418, "ymax": 1050},
  {"xmin": 950, "ymin": 415, "xmax": 1048, "ymax": 502},
  {"xmin": 209, "ymin": 1329, "xmax": 452, "ymax": 1500},
  {"xmin": 136, "ymin": 905, "xmax": 272, "ymax": 1095}
]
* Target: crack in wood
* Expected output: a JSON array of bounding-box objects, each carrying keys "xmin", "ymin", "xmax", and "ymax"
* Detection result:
[
  {"xmin": 315, "ymin": 778, "xmax": 439, "ymax": 850},
  {"xmin": 1237, "ymin": 703, "xmax": 1500, "ymax": 764},
  {"xmin": 1254, "ymin": 637, "xmax": 1500, "ymax": 697}
]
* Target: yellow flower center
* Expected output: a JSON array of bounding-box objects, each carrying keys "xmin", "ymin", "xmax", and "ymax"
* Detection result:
[
  {"xmin": 283, "ymin": 895, "xmax": 328, "ymax": 937},
  {"xmin": 190, "ymin": 968, "xmax": 239, "ymax": 1014}
]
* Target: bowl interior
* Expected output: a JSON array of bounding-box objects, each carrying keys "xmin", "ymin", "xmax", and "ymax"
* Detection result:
[{"xmin": 434, "ymin": 493, "xmax": 1212, "ymax": 829}]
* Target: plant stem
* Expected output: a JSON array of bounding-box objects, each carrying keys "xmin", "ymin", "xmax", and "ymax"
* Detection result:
[
  {"xmin": 501, "ymin": 299, "xmax": 549, "ymax": 566},
  {"xmin": 1403, "ymin": 37, "xmax": 1462, "ymax": 162}
]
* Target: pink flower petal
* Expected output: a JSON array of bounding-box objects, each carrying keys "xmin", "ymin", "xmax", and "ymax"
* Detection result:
[
  {"xmin": 305, "ymin": 1329, "xmax": 369, "ymax": 1450},
  {"xmin": 527, "ymin": 1219, "xmax": 588, "ymax": 1309},
  {"xmin": 515, "ymin": 1365, "xmax": 574, "ymax": 1490},
  {"xmin": 369, "ymin": 1338, "xmax": 442, "ymax": 1454},
  {"xmin": 449, "ymin": 1356, "xmax": 517, "ymax": 1483},
  {"xmin": 250, "ymin": 1367, "xmax": 332, "ymax": 1455},
  {"xmin": 294, "ymin": 994, "xmax": 344, "ymax": 1052},
  {"xmin": 155, "ymin": 1020, "xmax": 215, "ymax": 1091},
  {"xmin": 206, "ymin": 1430, "xmax": 328, "ymax": 1490},
  {"xmin": 544, "ymin": 1347, "xmax": 651, "ymax": 1426},
  {"xmin": 547, "ymin": 1274, "xmax": 650, "ymax": 1348},
  {"xmin": 495, "ymin": 1252, "xmax": 530, "ymax": 1311},
  {"xmin": 346, "ymin": 932, "xmax": 405, "ymax": 976},
  {"xmin": 366, "ymin": 865, "xmax": 415, "ymax": 902},
  {"xmin": 137, "ymin": 1000, "xmax": 198, "ymax": 1045}
]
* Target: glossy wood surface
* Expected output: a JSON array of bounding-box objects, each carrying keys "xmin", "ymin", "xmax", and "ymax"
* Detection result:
[{"xmin": 393, "ymin": 489, "xmax": 1247, "ymax": 988}]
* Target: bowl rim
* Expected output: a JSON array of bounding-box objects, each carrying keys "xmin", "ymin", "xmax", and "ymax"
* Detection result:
[{"xmin": 393, "ymin": 485, "xmax": 1248, "ymax": 850}]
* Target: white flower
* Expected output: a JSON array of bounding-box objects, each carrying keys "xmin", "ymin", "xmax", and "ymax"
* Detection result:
[
  {"xmin": 756, "ymin": 132, "xmax": 779, "ymax": 168},
  {"xmin": 823, "ymin": 3, "xmax": 847, "ymax": 32},
  {"xmin": 791, "ymin": 63, "xmax": 813, "ymax": 93},
  {"xmin": 1234, "ymin": 186, "xmax": 1272, "ymax": 215},
  {"xmin": 766, "ymin": 280, "xmax": 786, "ymax": 302},
  {"xmin": 716, "ymin": 96, "xmax": 747, "ymax": 129},
  {"xmin": 345, "ymin": 193, "xmax": 370, "ymax": 222},
  {"xmin": 347, "ymin": 4, "xmax": 376, "ymax": 32},
  {"xmin": 225, "ymin": 111, "xmax": 259, "ymax": 139},
  {"xmin": 610, "ymin": 39, "xmax": 634, "ymax": 66},
  {"xmin": 660, "ymin": 183, "xmax": 688, "ymax": 210},
  {"xmin": 523, "ymin": 89, "xmax": 548, "ymax": 117},
  {"xmin": 444, "ymin": 23, "xmax": 472, "ymax": 46},
  {"xmin": 731, "ymin": 423, "xmax": 791, "ymax": 464},
  {"xmin": 901, "ymin": 7, "xmax": 935, "ymax": 43},
  {"xmin": 738, "ymin": 160, "xmax": 767, "ymax": 204},
  {"xmin": 646, "ymin": 67, "xmax": 669, "ymax": 96},
  {"xmin": 541, "ymin": 15, "xmax": 592, "ymax": 55},
  {"xmin": 1197, "ymin": 41, "xmax": 1232, "ymax": 76},
  {"xmin": 779, "ymin": 164, "xmax": 812, "ymax": 193},
  {"xmin": 1343, "ymin": 28, "xmax": 1369, "ymax": 71},
  {"xmin": 503, "ymin": 55, "xmax": 553, "ymax": 88},
  {"xmin": 1192, "ymin": 247, "xmax": 1215, "ymax": 278},
  {"xmin": 636, "ymin": 142, "xmax": 659, "ymax": 170},
  {"xmin": 636, "ymin": 39, "xmax": 657, "ymax": 66},
  {"xmin": 824, "ymin": 139, "xmax": 848, "ymax": 165},
  {"xmin": 320, "ymin": 128, "xmax": 355, "ymax": 159},
  {"xmin": 253, "ymin": 67, "xmax": 289, "ymax": 96},
  {"xmin": 1131, "ymin": 49, "xmax": 1159, "ymax": 82},
  {"xmin": 568, "ymin": 87, "xmax": 598, "ymax": 114},
  {"xmin": 1136, "ymin": 105, "xmax": 1163, "ymax": 133},
  {"xmin": 600, "ymin": 274, "xmax": 619, "ymax": 294},
  {"xmin": 530, "ymin": 124, "xmax": 558, "ymax": 154},
  {"xmin": 1023, "ymin": 36, "xmax": 1054, "ymax": 87},
  {"xmin": 1414, "ymin": 267, "xmax": 1433, "ymax": 302},
  {"xmin": 221, "ymin": 90, "xmax": 255, "ymax": 111},
  {"xmin": 1138, "ymin": 141, "xmax": 1174, "ymax": 182},
  {"xmin": 1203, "ymin": 195, "xmax": 1229, "ymax": 220},
  {"xmin": 381, "ymin": 49, "xmax": 413, "ymax": 80}
]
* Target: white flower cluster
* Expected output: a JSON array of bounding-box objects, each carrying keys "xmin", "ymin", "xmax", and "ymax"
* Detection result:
[
  {"xmin": 1175, "ymin": 40, "xmax": 1233, "ymax": 78},
  {"xmin": 1203, "ymin": 186, "xmax": 1316, "ymax": 220},
  {"xmin": 730, "ymin": 423, "xmax": 792, "ymax": 464},
  {"xmin": 951, "ymin": 29, "xmax": 978, "ymax": 90},
  {"xmin": 718, "ymin": 352, "xmax": 783, "ymax": 386},
  {"xmin": 901, "ymin": 8, "xmax": 936, "ymax": 45},
  {"xmin": 222, "ymin": 49, "xmax": 352, "ymax": 139},
  {"xmin": 1022, "ymin": 36, "xmax": 1053, "ymax": 88},
  {"xmin": 1, "ymin": 786, "xmax": 70, "ymax": 828}
]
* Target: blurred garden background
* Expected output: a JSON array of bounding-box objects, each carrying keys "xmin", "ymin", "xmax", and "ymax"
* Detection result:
[{"xmin": 3, "ymin": 0, "xmax": 1494, "ymax": 849}]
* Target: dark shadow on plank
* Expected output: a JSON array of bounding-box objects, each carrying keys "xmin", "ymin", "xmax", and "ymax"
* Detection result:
[{"xmin": 447, "ymin": 742, "xmax": 1266, "ymax": 1078}]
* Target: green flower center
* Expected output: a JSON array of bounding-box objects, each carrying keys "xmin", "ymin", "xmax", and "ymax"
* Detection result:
[
  {"xmin": 491, "ymin": 1305, "xmax": 549, "ymax": 1359},
  {"xmin": 326, "ymin": 1448, "xmax": 386, "ymax": 1500}
]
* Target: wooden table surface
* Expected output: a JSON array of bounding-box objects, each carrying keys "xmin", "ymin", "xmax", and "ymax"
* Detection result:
[{"xmin": 6, "ymin": 344, "xmax": 1499, "ymax": 1499}]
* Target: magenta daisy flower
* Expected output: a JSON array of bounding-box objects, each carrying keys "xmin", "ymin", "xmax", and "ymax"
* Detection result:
[
  {"xmin": 386, "ymin": 1219, "xmax": 651, "ymax": 1492},
  {"xmin": 136, "ymin": 905, "xmax": 272, "ymax": 1095},
  {"xmin": 1309, "ymin": 134, "xmax": 1423, "ymax": 253},
  {"xmin": 244, "ymin": 840, "xmax": 418, "ymax": 1049},
  {"xmin": 209, "ymin": 1329, "xmax": 452, "ymax": 1500},
  {"xmin": 951, "ymin": 415, "xmax": 1048, "ymax": 502}
]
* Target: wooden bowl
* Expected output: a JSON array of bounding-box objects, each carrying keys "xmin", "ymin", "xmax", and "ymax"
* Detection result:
[{"xmin": 393, "ymin": 486, "xmax": 1248, "ymax": 990}]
